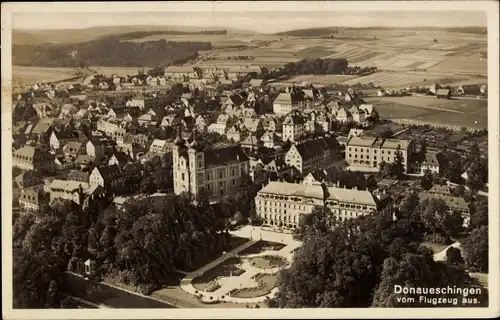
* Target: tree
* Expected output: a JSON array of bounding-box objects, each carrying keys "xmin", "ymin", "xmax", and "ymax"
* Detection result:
[
  {"xmin": 446, "ymin": 247, "xmax": 464, "ymax": 265},
  {"xmin": 391, "ymin": 145, "xmax": 405, "ymax": 180},
  {"xmin": 380, "ymin": 128, "xmax": 394, "ymax": 139},
  {"xmin": 465, "ymin": 160, "xmax": 487, "ymax": 193},
  {"xmin": 462, "ymin": 226, "xmax": 488, "ymax": 272},
  {"xmin": 469, "ymin": 197, "xmax": 488, "ymax": 228},
  {"xmin": 419, "ymin": 198, "xmax": 462, "ymax": 240},
  {"xmin": 372, "ymin": 250, "xmax": 470, "ymax": 307},
  {"xmin": 421, "ymin": 169, "xmax": 434, "ymax": 190}
]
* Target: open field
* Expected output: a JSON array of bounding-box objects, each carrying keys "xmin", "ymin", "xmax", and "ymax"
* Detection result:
[
  {"xmin": 340, "ymin": 71, "xmax": 468, "ymax": 88},
  {"xmin": 365, "ymin": 96, "xmax": 488, "ymax": 129},
  {"xmin": 13, "ymin": 66, "xmax": 77, "ymax": 86},
  {"xmin": 278, "ymin": 74, "xmax": 358, "ymax": 85},
  {"xmin": 90, "ymin": 66, "xmax": 152, "ymax": 77}
]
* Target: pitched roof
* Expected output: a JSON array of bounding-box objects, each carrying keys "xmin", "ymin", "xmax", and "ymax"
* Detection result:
[
  {"xmin": 67, "ymin": 170, "xmax": 90, "ymax": 182},
  {"xmin": 47, "ymin": 179, "xmax": 87, "ymax": 192},
  {"xmin": 20, "ymin": 188, "xmax": 47, "ymax": 205},
  {"xmin": 419, "ymin": 192, "xmax": 468, "ymax": 211},
  {"xmin": 53, "ymin": 129, "xmax": 78, "ymax": 140},
  {"xmin": 95, "ymin": 164, "xmax": 122, "ymax": 180},
  {"xmin": 249, "ymin": 79, "xmax": 264, "ymax": 87},
  {"xmin": 203, "ymin": 145, "xmax": 249, "ymax": 168},
  {"xmin": 436, "ymin": 88, "xmax": 450, "ymax": 96},
  {"xmin": 427, "ymin": 184, "xmax": 452, "ymax": 195}
]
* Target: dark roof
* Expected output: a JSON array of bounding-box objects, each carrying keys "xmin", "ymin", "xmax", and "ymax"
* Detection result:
[
  {"xmin": 96, "ymin": 164, "xmax": 122, "ymax": 180},
  {"xmin": 228, "ymin": 94, "xmax": 244, "ymax": 106},
  {"xmin": 111, "ymin": 152, "xmax": 130, "ymax": 164},
  {"xmin": 203, "ymin": 145, "xmax": 249, "ymax": 168},
  {"xmin": 53, "ymin": 129, "xmax": 78, "ymax": 140},
  {"xmin": 294, "ymin": 136, "xmax": 339, "ymax": 161},
  {"xmin": 67, "ymin": 170, "xmax": 90, "ymax": 182}
]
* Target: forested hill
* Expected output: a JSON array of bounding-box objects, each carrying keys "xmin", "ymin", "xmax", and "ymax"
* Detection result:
[{"xmin": 12, "ymin": 38, "xmax": 212, "ymax": 68}]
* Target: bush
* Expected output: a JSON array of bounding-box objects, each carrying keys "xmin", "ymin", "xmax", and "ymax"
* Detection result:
[
  {"xmin": 138, "ymin": 283, "xmax": 157, "ymax": 296},
  {"xmin": 446, "ymin": 247, "xmax": 464, "ymax": 265},
  {"xmin": 424, "ymin": 233, "xmax": 451, "ymax": 245}
]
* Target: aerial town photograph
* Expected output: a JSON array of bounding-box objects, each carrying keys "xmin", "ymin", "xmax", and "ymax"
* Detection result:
[{"xmin": 5, "ymin": 2, "xmax": 495, "ymax": 315}]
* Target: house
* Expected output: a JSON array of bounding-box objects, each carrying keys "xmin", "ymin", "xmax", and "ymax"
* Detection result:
[
  {"xmin": 164, "ymin": 66, "xmax": 199, "ymax": 81},
  {"xmin": 249, "ymin": 79, "xmax": 264, "ymax": 88},
  {"xmin": 49, "ymin": 129, "xmax": 78, "ymax": 151},
  {"xmin": 282, "ymin": 113, "xmax": 306, "ymax": 142},
  {"xmin": 149, "ymin": 139, "xmax": 174, "ymax": 155},
  {"xmin": 436, "ymin": 89, "xmax": 451, "ymax": 99},
  {"xmin": 46, "ymin": 179, "xmax": 88, "ymax": 206},
  {"xmin": 86, "ymin": 139, "xmax": 106, "ymax": 162},
  {"xmin": 240, "ymin": 134, "xmax": 263, "ymax": 151},
  {"xmin": 263, "ymin": 117, "xmax": 277, "ymax": 133},
  {"xmin": 285, "ymin": 136, "xmax": 341, "ymax": 174},
  {"xmin": 349, "ymin": 106, "xmax": 366, "ymax": 123},
  {"xmin": 195, "ymin": 114, "xmax": 209, "ymax": 131},
  {"xmin": 345, "ymin": 135, "xmax": 416, "ymax": 173},
  {"xmin": 67, "ymin": 170, "xmax": 90, "ymax": 183},
  {"xmin": 227, "ymin": 66, "xmax": 262, "ymax": 80},
  {"xmin": 419, "ymin": 191, "xmax": 470, "ymax": 227},
  {"xmin": 54, "ymin": 155, "xmax": 76, "ymax": 171},
  {"xmin": 480, "ymin": 84, "xmax": 487, "ymax": 94},
  {"xmin": 377, "ymin": 90, "xmax": 385, "ymax": 97},
  {"xmin": 429, "ymin": 84, "xmax": 441, "ymax": 95},
  {"xmin": 14, "ymin": 171, "xmax": 43, "ymax": 190},
  {"xmin": 241, "ymin": 117, "xmax": 264, "ymax": 137},
  {"xmin": 414, "ymin": 152, "xmax": 445, "ymax": 176},
  {"xmin": 13, "ymin": 146, "xmax": 54, "ymax": 172},
  {"xmin": 261, "ymin": 132, "xmax": 282, "ymax": 149},
  {"xmin": 108, "ymin": 152, "xmax": 131, "ymax": 167},
  {"xmin": 75, "ymin": 154, "xmax": 95, "ymax": 170},
  {"xmin": 302, "ymin": 170, "xmax": 329, "ymax": 186},
  {"xmin": 172, "ymin": 142, "xmax": 251, "ymax": 200},
  {"xmin": 90, "ymin": 165, "xmax": 125, "ymax": 192},
  {"xmin": 456, "ymin": 85, "xmax": 481, "ymax": 96},
  {"xmin": 60, "ymin": 103, "xmax": 79, "ymax": 117},
  {"xmin": 335, "ymin": 108, "xmax": 353, "ymax": 123},
  {"xmin": 226, "ymin": 125, "xmax": 243, "ymax": 142},
  {"xmin": 19, "ymin": 188, "xmax": 48, "ymax": 211},
  {"xmin": 207, "ymin": 123, "xmax": 227, "ymax": 135},
  {"xmin": 273, "ymin": 92, "xmax": 306, "ymax": 116}
]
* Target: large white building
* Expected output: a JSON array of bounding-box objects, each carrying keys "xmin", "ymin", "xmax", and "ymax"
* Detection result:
[
  {"xmin": 255, "ymin": 181, "xmax": 393, "ymax": 230},
  {"xmin": 272, "ymin": 92, "xmax": 306, "ymax": 116},
  {"xmin": 345, "ymin": 135, "xmax": 416, "ymax": 173}
]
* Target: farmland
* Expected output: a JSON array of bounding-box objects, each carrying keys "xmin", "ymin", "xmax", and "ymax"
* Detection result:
[
  {"xmin": 90, "ymin": 66, "xmax": 152, "ymax": 77},
  {"xmin": 365, "ymin": 96, "xmax": 488, "ymax": 129},
  {"xmin": 12, "ymin": 66, "xmax": 78, "ymax": 86}
]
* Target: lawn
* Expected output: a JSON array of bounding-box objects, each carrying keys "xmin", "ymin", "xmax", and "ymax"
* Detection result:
[
  {"xmin": 246, "ymin": 255, "xmax": 288, "ymax": 270},
  {"xmin": 422, "ymin": 242, "xmax": 449, "ymax": 254},
  {"xmin": 239, "ymin": 241, "xmax": 286, "ymax": 255},
  {"xmin": 13, "ymin": 66, "xmax": 77, "ymax": 86},
  {"xmin": 230, "ymin": 273, "xmax": 278, "ymax": 298},
  {"xmin": 366, "ymin": 97, "xmax": 488, "ymax": 129},
  {"xmin": 192, "ymin": 257, "xmax": 245, "ymax": 292}
]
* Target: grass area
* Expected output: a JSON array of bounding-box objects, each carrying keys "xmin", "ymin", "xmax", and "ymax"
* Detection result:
[
  {"xmin": 246, "ymin": 255, "xmax": 288, "ymax": 270},
  {"xmin": 422, "ymin": 242, "xmax": 449, "ymax": 254},
  {"xmin": 192, "ymin": 257, "xmax": 245, "ymax": 292},
  {"xmin": 13, "ymin": 66, "xmax": 78, "ymax": 86},
  {"xmin": 297, "ymin": 46, "xmax": 333, "ymax": 58},
  {"xmin": 366, "ymin": 97, "xmax": 488, "ymax": 129},
  {"xmin": 230, "ymin": 273, "xmax": 278, "ymax": 298},
  {"xmin": 90, "ymin": 66, "xmax": 152, "ymax": 77},
  {"xmin": 285, "ymin": 74, "xmax": 358, "ymax": 85},
  {"xmin": 239, "ymin": 241, "xmax": 286, "ymax": 255}
]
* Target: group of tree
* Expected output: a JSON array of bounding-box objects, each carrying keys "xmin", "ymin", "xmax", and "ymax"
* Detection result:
[
  {"xmin": 378, "ymin": 146, "xmax": 406, "ymax": 180},
  {"xmin": 13, "ymin": 38, "xmax": 212, "ymax": 68},
  {"xmin": 260, "ymin": 58, "xmax": 349, "ymax": 80},
  {"xmin": 100, "ymin": 30, "xmax": 227, "ymax": 41},
  {"xmin": 269, "ymin": 201, "xmax": 475, "ymax": 308}
]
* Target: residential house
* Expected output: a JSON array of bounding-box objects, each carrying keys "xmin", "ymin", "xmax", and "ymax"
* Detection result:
[
  {"xmin": 14, "ymin": 171, "xmax": 43, "ymax": 190},
  {"xmin": 54, "ymin": 155, "xmax": 76, "ymax": 171},
  {"xmin": 413, "ymin": 152, "xmax": 445, "ymax": 176},
  {"xmin": 67, "ymin": 170, "xmax": 90, "ymax": 183},
  {"xmin": 90, "ymin": 165, "xmax": 125, "ymax": 192},
  {"xmin": 19, "ymin": 188, "xmax": 48, "ymax": 211},
  {"xmin": 261, "ymin": 132, "xmax": 282, "ymax": 149},
  {"xmin": 86, "ymin": 139, "xmax": 106, "ymax": 162},
  {"xmin": 419, "ymin": 191, "xmax": 470, "ymax": 227},
  {"xmin": 240, "ymin": 134, "xmax": 263, "ymax": 151},
  {"xmin": 60, "ymin": 104, "xmax": 79, "ymax": 118},
  {"xmin": 263, "ymin": 117, "xmax": 277, "ymax": 133},
  {"xmin": 335, "ymin": 108, "xmax": 353, "ymax": 123},
  {"xmin": 164, "ymin": 66, "xmax": 199, "ymax": 81},
  {"xmin": 226, "ymin": 125, "xmax": 243, "ymax": 142},
  {"xmin": 194, "ymin": 114, "xmax": 209, "ymax": 132},
  {"xmin": 273, "ymin": 91, "xmax": 306, "ymax": 116},
  {"xmin": 108, "ymin": 152, "xmax": 131, "ymax": 167},
  {"xmin": 282, "ymin": 112, "xmax": 306, "ymax": 142},
  {"xmin": 13, "ymin": 146, "xmax": 54, "ymax": 172},
  {"xmin": 49, "ymin": 129, "xmax": 78, "ymax": 151},
  {"xmin": 285, "ymin": 136, "xmax": 341, "ymax": 174},
  {"xmin": 349, "ymin": 105, "xmax": 366, "ymax": 123},
  {"xmin": 207, "ymin": 123, "xmax": 228, "ymax": 135},
  {"xmin": 241, "ymin": 117, "xmax": 264, "ymax": 138},
  {"xmin": 149, "ymin": 139, "xmax": 174, "ymax": 155}
]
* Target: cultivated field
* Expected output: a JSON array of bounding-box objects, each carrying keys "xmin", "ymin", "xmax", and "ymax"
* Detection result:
[
  {"xmin": 365, "ymin": 96, "xmax": 488, "ymax": 129},
  {"xmin": 340, "ymin": 71, "xmax": 468, "ymax": 88},
  {"xmin": 12, "ymin": 66, "xmax": 77, "ymax": 86},
  {"xmin": 90, "ymin": 66, "xmax": 152, "ymax": 77}
]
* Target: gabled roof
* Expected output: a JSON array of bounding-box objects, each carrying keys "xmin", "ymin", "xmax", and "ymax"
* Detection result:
[
  {"xmin": 94, "ymin": 164, "xmax": 122, "ymax": 180},
  {"xmin": 436, "ymin": 88, "xmax": 450, "ymax": 96},
  {"xmin": 53, "ymin": 129, "xmax": 78, "ymax": 140},
  {"xmin": 203, "ymin": 145, "xmax": 249, "ymax": 168},
  {"xmin": 67, "ymin": 170, "xmax": 90, "ymax": 182}
]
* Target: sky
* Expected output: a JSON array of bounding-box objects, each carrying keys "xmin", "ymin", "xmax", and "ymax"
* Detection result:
[{"xmin": 12, "ymin": 3, "xmax": 487, "ymax": 34}]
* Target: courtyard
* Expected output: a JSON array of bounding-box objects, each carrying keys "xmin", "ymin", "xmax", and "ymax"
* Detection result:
[{"xmin": 178, "ymin": 226, "xmax": 302, "ymax": 304}]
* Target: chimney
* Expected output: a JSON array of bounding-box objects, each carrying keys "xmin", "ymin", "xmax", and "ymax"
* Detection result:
[{"xmin": 336, "ymin": 180, "xmax": 340, "ymax": 187}]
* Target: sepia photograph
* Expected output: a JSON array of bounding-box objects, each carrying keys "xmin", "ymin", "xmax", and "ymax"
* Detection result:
[{"xmin": 1, "ymin": 1, "xmax": 499, "ymax": 319}]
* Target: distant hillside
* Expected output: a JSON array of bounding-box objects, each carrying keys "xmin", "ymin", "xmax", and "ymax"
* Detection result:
[
  {"xmin": 13, "ymin": 37, "xmax": 212, "ymax": 68},
  {"xmin": 274, "ymin": 26, "xmax": 487, "ymax": 37},
  {"xmin": 274, "ymin": 27, "xmax": 344, "ymax": 37},
  {"xmin": 13, "ymin": 25, "xmax": 256, "ymax": 45}
]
